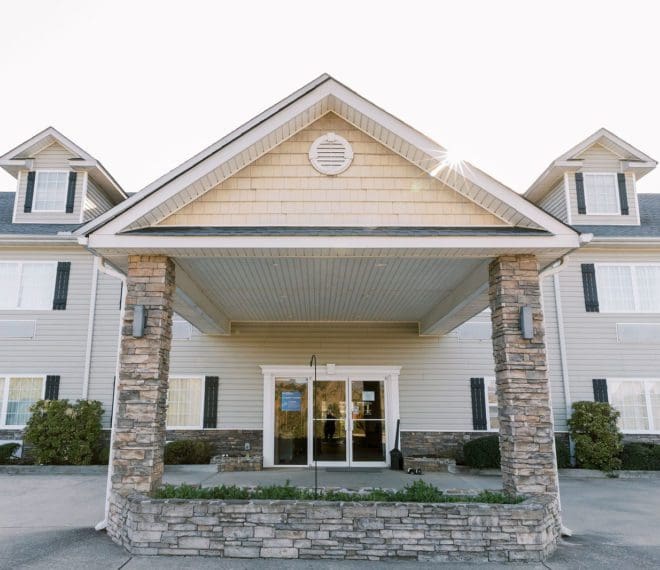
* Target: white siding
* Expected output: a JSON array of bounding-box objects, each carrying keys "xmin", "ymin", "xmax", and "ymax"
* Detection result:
[
  {"xmin": 83, "ymin": 178, "xmax": 115, "ymax": 222},
  {"xmin": 538, "ymin": 180, "xmax": 568, "ymax": 223},
  {"xmin": 13, "ymin": 142, "xmax": 84, "ymax": 224}
]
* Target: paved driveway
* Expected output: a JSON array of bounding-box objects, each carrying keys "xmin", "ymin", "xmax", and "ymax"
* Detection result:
[{"xmin": 0, "ymin": 468, "xmax": 658, "ymax": 569}]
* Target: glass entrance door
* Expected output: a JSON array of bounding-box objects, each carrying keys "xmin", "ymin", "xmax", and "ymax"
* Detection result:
[{"xmin": 311, "ymin": 378, "xmax": 386, "ymax": 466}]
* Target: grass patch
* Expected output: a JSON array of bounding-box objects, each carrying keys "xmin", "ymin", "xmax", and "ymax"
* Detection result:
[{"xmin": 153, "ymin": 479, "xmax": 522, "ymax": 504}]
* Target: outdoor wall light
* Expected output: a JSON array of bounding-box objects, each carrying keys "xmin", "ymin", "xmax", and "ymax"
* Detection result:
[
  {"xmin": 519, "ymin": 306, "xmax": 533, "ymax": 339},
  {"xmin": 132, "ymin": 305, "xmax": 147, "ymax": 337}
]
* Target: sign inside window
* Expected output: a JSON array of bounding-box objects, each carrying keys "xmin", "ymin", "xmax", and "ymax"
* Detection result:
[
  {"xmin": 362, "ymin": 391, "xmax": 375, "ymax": 402},
  {"xmin": 281, "ymin": 391, "xmax": 302, "ymax": 412}
]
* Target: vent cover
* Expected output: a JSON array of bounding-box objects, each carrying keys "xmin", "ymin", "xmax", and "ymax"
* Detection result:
[{"xmin": 309, "ymin": 132, "xmax": 354, "ymax": 175}]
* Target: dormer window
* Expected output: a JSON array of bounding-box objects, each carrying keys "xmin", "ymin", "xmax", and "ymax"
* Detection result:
[
  {"xmin": 583, "ymin": 173, "xmax": 620, "ymax": 215},
  {"xmin": 32, "ymin": 171, "xmax": 69, "ymax": 212}
]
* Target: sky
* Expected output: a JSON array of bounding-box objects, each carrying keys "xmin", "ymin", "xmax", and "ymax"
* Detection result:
[{"xmin": 1, "ymin": 0, "xmax": 659, "ymax": 195}]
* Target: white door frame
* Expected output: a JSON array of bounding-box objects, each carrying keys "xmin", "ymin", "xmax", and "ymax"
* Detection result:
[{"xmin": 261, "ymin": 365, "xmax": 401, "ymax": 468}]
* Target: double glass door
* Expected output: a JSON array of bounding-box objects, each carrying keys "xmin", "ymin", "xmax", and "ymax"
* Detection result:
[{"xmin": 274, "ymin": 377, "xmax": 387, "ymax": 467}]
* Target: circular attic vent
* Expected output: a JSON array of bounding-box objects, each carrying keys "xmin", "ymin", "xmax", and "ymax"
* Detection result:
[{"xmin": 309, "ymin": 132, "xmax": 354, "ymax": 175}]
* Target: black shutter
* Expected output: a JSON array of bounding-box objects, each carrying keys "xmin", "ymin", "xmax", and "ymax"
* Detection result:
[
  {"xmin": 52, "ymin": 262, "xmax": 71, "ymax": 310},
  {"xmin": 45, "ymin": 375, "xmax": 60, "ymax": 400},
  {"xmin": 581, "ymin": 263, "xmax": 599, "ymax": 312},
  {"xmin": 617, "ymin": 173, "xmax": 629, "ymax": 215},
  {"xmin": 203, "ymin": 376, "xmax": 219, "ymax": 428},
  {"xmin": 65, "ymin": 172, "xmax": 77, "ymax": 213},
  {"xmin": 470, "ymin": 377, "xmax": 487, "ymax": 430},
  {"xmin": 575, "ymin": 172, "xmax": 586, "ymax": 214},
  {"xmin": 593, "ymin": 379, "xmax": 609, "ymax": 403},
  {"xmin": 24, "ymin": 171, "xmax": 36, "ymax": 213}
]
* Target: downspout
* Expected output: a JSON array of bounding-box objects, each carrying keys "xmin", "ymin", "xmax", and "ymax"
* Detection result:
[
  {"xmin": 553, "ymin": 271, "xmax": 573, "ymax": 457},
  {"xmin": 82, "ymin": 257, "xmax": 101, "ymax": 399},
  {"xmin": 95, "ymin": 258, "xmax": 127, "ymax": 532}
]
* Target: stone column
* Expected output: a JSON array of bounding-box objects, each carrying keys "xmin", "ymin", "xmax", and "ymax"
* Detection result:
[
  {"xmin": 111, "ymin": 255, "xmax": 175, "ymax": 496},
  {"xmin": 488, "ymin": 254, "xmax": 559, "ymax": 499}
]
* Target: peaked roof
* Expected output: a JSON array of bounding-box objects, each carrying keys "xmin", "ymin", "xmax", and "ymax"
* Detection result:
[
  {"xmin": 0, "ymin": 126, "xmax": 127, "ymax": 203},
  {"xmin": 77, "ymin": 74, "xmax": 575, "ymax": 238},
  {"xmin": 525, "ymin": 128, "xmax": 657, "ymax": 202}
]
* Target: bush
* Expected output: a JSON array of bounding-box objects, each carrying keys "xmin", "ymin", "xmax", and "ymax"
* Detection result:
[
  {"xmin": 568, "ymin": 401, "xmax": 623, "ymax": 472},
  {"xmin": 164, "ymin": 440, "xmax": 214, "ymax": 464},
  {"xmin": 463, "ymin": 435, "xmax": 500, "ymax": 469},
  {"xmin": 154, "ymin": 480, "xmax": 522, "ymax": 504},
  {"xmin": 620, "ymin": 442, "xmax": 660, "ymax": 471},
  {"xmin": 95, "ymin": 445, "xmax": 111, "ymax": 465},
  {"xmin": 23, "ymin": 399, "xmax": 104, "ymax": 465},
  {"xmin": 0, "ymin": 443, "xmax": 20, "ymax": 464},
  {"xmin": 555, "ymin": 436, "xmax": 571, "ymax": 469}
]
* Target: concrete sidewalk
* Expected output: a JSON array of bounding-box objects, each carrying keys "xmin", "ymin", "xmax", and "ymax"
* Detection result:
[{"xmin": 0, "ymin": 467, "xmax": 659, "ymax": 569}]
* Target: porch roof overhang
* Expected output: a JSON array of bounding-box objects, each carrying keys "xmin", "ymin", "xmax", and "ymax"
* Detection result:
[{"xmin": 84, "ymin": 230, "xmax": 582, "ymax": 337}]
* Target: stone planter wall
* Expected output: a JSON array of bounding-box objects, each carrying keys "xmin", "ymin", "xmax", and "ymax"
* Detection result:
[
  {"xmin": 212, "ymin": 454, "xmax": 263, "ymax": 472},
  {"xmin": 404, "ymin": 457, "xmax": 455, "ymax": 472},
  {"xmin": 107, "ymin": 492, "xmax": 560, "ymax": 562}
]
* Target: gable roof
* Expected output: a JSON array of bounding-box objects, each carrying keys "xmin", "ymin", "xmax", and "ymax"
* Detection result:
[
  {"xmin": 0, "ymin": 126, "xmax": 127, "ymax": 204},
  {"xmin": 525, "ymin": 128, "xmax": 657, "ymax": 203},
  {"xmin": 77, "ymin": 74, "xmax": 576, "ymax": 239}
]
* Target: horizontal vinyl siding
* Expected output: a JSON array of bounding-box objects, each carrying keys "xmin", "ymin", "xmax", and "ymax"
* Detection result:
[
  {"xmin": 538, "ymin": 180, "xmax": 568, "ymax": 223},
  {"xmin": 13, "ymin": 142, "xmax": 84, "ymax": 224},
  {"xmin": 0, "ymin": 248, "xmax": 94, "ymax": 407},
  {"xmin": 83, "ymin": 178, "xmax": 114, "ymax": 222},
  {"xmin": 558, "ymin": 249, "xmax": 660, "ymax": 406},
  {"xmin": 87, "ymin": 271, "xmax": 122, "ymax": 427},
  {"xmin": 569, "ymin": 144, "xmax": 639, "ymax": 225}
]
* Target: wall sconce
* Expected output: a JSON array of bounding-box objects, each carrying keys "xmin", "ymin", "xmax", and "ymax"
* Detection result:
[
  {"xmin": 132, "ymin": 305, "xmax": 147, "ymax": 337},
  {"xmin": 519, "ymin": 306, "xmax": 533, "ymax": 339}
]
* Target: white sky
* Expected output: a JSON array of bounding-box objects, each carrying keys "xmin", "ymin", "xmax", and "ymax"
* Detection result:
[{"xmin": 1, "ymin": 0, "xmax": 659, "ymax": 195}]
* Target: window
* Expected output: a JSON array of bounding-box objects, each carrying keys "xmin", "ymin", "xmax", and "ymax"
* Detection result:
[
  {"xmin": 596, "ymin": 264, "xmax": 660, "ymax": 313},
  {"xmin": 583, "ymin": 173, "xmax": 620, "ymax": 215},
  {"xmin": 0, "ymin": 262, "xmax": 57, "ymax": 310},
  {"xmin": 608, "ymin": 379, "xmax": 660, "ymax": 433},
  {"xmin": 166, "ymin": 377, "xmax": 203, "ymax": 428},
  {"xmin": 33, "ymin": 171, "xmax": 69, "ymax": 212},
  {"xmin": 485, "ymin": 377, "xmax": 499, "ymax": 430},
  {"xmin": 0, "ymin": 376, "xmax": 45, "ymax": 427}
]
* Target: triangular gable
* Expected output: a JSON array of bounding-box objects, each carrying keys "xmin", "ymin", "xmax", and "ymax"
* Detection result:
[
  {"xmin": 78, "ymin": 74, "xmax": 575, "ymax": 237},
  {"xmin": 526, "ymin": 128, "xmax": 658, "ymax": 202}
]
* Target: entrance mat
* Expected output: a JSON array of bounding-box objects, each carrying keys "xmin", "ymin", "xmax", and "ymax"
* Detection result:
[{"xmin": 324, "ymin": 468, "xmax": 385, "ymax": 473}]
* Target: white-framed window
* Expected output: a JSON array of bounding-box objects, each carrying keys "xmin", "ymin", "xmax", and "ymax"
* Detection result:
[
  {"xmin": 166, "ymin": 376, "xmax": 204, "ymax": 429},
  {"xmin": 583, "ymin": 173, "xmax": 620, "ymax": 215},
  {"xmin": 32, "ymin": 171, "xmax": 69, "ymax": 212},
  {"xmin": 0, "ymin": 375, "xmax": 46, "ymax": 428},
  {"xmin": 485, "ymin": 376, "xmax": 499, "ymax": 431},
  {"xmin": 607, "ymin": 379, "xmax": 660, "ymax": 433},
  {"xmin": 0, "ymin": 261, "xmax": 57, "ymax": 310},
  {"xmin": 596, "ymin": 263, "xmax": 660, "ymax": 313}
]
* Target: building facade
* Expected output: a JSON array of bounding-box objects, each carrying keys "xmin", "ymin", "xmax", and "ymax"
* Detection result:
[{"xmin": 0, "ymin": 76, "xmax": 658, "ymax": 472}]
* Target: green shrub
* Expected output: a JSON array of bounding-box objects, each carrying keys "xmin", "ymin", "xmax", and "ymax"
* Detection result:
[
  {"xmin": 95, "ymin": 445, "xmax": 111, "ymax": 465},
  {"xmin": 463, "ymin": 435, "xmax": 500, "ymax": 469},
  {"xmin": 555, "ymin": 436, "xmax": 571, "ymax": 469},
  {"xmin": 620, "ymin": 442, "xmax": 660, "ymax": 471},
  {"xmin": 154, "ymin": 480, "xmax": 522, "ymax": 504},
  {"xmin": 164, "ymin": 440, "xmax": 214, "ymax": 464},
  {"xmin": 0, "ymin": 443, "xmax": 20, "ymax": 464},
  {"xmin": 23, "ymin": 399, "xmax": 104, "ymax": 465},
  {"xmin": 568, "ymin": 401, "xmax": 623, "ymax": 472}
]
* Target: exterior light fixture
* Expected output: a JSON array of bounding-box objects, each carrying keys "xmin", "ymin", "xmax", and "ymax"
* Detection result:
[
  {"xmin": 519, "ymin": 306, "xmax": 533, "ymax": 339},
  {"xmin": 132, "ymin": 305, "xmax": 147, "ymax": 338}
]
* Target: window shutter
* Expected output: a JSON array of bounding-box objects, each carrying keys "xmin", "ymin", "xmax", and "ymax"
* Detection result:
[
  {"xmin": 203, "ymin": 376, "xmax": 219, "ymax": 428},
  {"xmin": 53, "ymin": 262, "xmax": 71, "ymax": 310},
  {"xmin": 65, "ymin": 172, "xmax": 77, "ymax": 214},
  {"xmin": 24, "ymin": 171, "xmax": 36, "ymax": 213},
  {"xmin": 575, "ymin": 172, "xmax": 586, "ymax": 214},
  {"xmin": 581, "ymin": 263, "xmax": 599, "ymax": 312},
  {"xmin": 470, "ymin": 377, "xmax": 487, "ymax": 430},
  {"xmin": 617, "ymin": 173, "xmax": 629, "ymax": 215},
  {"xmin": 593, "ymin": 379, "xmax": 608, "ymax": 403},
  {"xmin": 45, "ymin": 375, "xmax": 60, "ymax": 400}
]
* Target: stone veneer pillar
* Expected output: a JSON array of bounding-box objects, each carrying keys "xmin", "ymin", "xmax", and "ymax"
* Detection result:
[
  {"xmin": 111, "ymin": 255, "xmax": 175, "ymax": 496},
  {"xmin": 488, "ymin": 254, "xmax": 559, "ymax": 499}
]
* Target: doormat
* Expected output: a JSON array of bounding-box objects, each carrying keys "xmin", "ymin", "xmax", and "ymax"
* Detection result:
[{"xmin": 324, "ymin": 468, "xmax": 385, "ymax": 473}]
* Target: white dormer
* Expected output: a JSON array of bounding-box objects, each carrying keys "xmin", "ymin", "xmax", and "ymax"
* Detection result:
[
  {"xmin": 0, "ymin": 127, "xmax": 126, "ymax": 225},
  {"xmin": 526, "ymin": 128, "xmax": 657, "ymax": 226}
]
